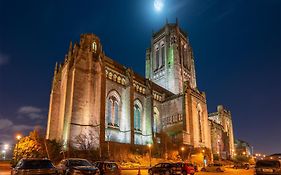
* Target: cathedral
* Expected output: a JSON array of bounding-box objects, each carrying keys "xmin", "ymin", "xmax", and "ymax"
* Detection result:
[{"xmin": 46, "ymin": 22, "xmax": 214, "ymax": 156}]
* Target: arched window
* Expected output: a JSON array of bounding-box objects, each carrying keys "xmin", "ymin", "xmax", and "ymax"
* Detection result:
[
  {"xmin": 106, "ymin": 91, "xmax": 121, "ymax": 127},
  {"xmin": 92, "ymin": 41, "xmax": 97, "ymax": 53},
  {"xmin": 134, "ymin": 100, "xmax": 142, "ymax": 131},
  {"xmin": 153, "ymin": 107, "xmax": 160, "ymax": 134},
  {"xmin": 161, "ymin": 42, "xmax": 165, "ymax": 67},
  {"xmin": 197, "ymin": 104, "xmax": 203, "ymax": 142},
  {"xmin": 155, "ymin": 46, "xmax": 160, "ymax": 70}
]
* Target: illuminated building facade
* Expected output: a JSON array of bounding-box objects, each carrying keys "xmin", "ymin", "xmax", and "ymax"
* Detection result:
[
  {"xmin": 46, "ymin": 22, "xmax": 212, "ymax": 154},
  {"xmin": 209, "ymin": 105, "xmax": 235, "ymax": 159}
]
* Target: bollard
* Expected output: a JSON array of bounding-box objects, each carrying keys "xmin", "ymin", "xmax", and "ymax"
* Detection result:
[{"xmin": 137, "ymin": 166, "xmax": 141, "ymax": 175}]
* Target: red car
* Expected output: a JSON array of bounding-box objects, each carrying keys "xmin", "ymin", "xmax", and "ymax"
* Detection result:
[
  {"xmin": 172, "ymin": 162, "xmax": 195, "ymax": 175},
  {"xmin": 182, "ymin": 163, "xmax": 195, "ymax": 175}
]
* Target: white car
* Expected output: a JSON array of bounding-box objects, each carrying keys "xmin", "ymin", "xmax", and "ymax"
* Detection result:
[{"xmin": 201, "ymin": 164, "xmax": 225, "ymax": 172}]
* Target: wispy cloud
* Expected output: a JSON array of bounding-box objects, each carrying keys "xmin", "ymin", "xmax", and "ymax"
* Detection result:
[
  {"xmin": 0, "ymin": 52, "xmax": 9, "ymax": 66},
  {"xmin": 0, "ymin": 118, "xmax": 13, "ymax": 130},
  {"xmin": 18, "ymin": 106, "xmax": 45, "ymax": 120},
  {"xmin": 0, "ymin": 116, "xmax": 42, "ymax": 141}
]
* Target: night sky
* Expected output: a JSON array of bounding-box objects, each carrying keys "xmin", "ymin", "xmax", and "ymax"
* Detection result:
[{"xmin": 0, "ymin": 0, "xmax": 280, "ymax": 154}]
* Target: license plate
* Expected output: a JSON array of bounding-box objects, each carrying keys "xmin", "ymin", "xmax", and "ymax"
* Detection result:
[{"xmin": 263, "ymin": 168, "xmax": 273, "ymax": 172}]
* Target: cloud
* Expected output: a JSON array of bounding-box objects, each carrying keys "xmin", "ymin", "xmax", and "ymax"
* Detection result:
[
  {"xmin": 0, "ymin": 53, "xmax": 9, "ymax": 66},
  {"xmin": 0, "ymin": 117, "xmax": 41, "ymax": 143},
  {"xmin": 18, "ymin": 106, "xmax": 42, "ymax": 114},
  {"xmin": 18, "ymin": 106, "xmax": 45, "ymax": 120},
  {"xmin": 12, "ymin": 124, "xmax": 38, "ymax": 131},
  {"xmin": 0, "ymin": 118, "xmax": 13, "ymax": 130}
]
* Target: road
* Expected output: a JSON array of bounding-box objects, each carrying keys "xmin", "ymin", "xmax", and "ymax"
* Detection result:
[
  {"xmin": 0, "ymin": 162, "xmax": 255, "ymax": 175},
  {"xmin": 0, "ymin": 161, "xmax": 10, "ymax": 175},
  {"xmin": 121, "ymin": 168, "xmax": 255, "ymax": 175}
]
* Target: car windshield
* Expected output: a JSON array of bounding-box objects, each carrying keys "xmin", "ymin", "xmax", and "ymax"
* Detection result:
[
  {"xmin": 20, "ymin": 160, "xmax": 54, "ymax": 169},
  {"xmin": 68, "ymin": 160, "xmax": 92, "ymax": 166},
  {"xmin": 256, "ymin": 160, "xmax": 280, "ymax": 168}
]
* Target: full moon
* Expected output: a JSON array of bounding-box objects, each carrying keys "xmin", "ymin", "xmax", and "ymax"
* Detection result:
[{"xmin": 154, "ymin": 0, "xmax": 164, "ymax": 12}]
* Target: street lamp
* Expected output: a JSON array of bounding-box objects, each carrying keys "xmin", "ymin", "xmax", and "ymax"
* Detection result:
[
  {"xmin": 4, "ymin": 144, "xmax": 9, "ymax": 150},
  {"xmin": 181, "ymin": 147, "xmax": 185, "ymax": 161},
  {"xmin": 15, "ymin": 134, "xmax": 22, "ymax": 162},
  {"xmin": 148, "ymin": 144, "xmax": 152, "ymax": 167},
  {"xmin": 16, "ymin": 135, "xmax": 22, "ymax": 141},
  {"xmin": 2, "ymin": 150, "xmax": 6, "ymax": 160},
  {"xmin": 202, "ymin": 149, "xmax": 206, "ymax": 167}
]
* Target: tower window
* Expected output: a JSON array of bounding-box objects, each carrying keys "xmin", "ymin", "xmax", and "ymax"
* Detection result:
[
  {"xmin": 155, "ymin": 48, "xmax": 160, "ymax": 70},
  {"xmin": 161, "ymin": 44, "xmax": 165, "ymax": 67},
  {"xmin": 92, "ymin": 41, "xmax": 97, "ymax": 53}
]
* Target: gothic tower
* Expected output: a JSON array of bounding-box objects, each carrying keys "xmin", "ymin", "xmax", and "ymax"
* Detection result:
[{"xmin": 146, "ymin": 21, "xmax": 197, "ymax": 94}]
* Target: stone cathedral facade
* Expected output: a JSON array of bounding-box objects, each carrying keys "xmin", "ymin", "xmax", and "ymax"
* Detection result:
[{"xmin": 46, "ymin": 22, "xmax": 212, "ymax": 154}]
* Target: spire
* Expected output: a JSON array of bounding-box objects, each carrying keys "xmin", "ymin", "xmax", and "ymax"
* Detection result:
[
  {"xmin": 68, "ymin": 41, "xmax": 73, "ymax": 58},
  {"xmin": 54, "ymin": 62, "xmax": 58, "ymax": 75},
  {"xmin": 166, "ymin": 17, "xmax": 168, "ymax": 24},
  {"xmin": 176, "ymin": 17, "xmax": 179, "ymax": 26}
]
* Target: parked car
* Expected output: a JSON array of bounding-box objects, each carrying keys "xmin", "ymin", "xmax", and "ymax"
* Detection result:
[
  {"xmin": 11, "ymin": 158, "xmax": 58, "ymax": 175},
  {"xmin": 92, "ymin": 161, "xmax": 121, "ymax": 175},
  {"xmin": 255, "ymin": 159, "xmax": 281, "ymax": 175},
  {"xmin": 148, "ymin": 163, "xmax": 182, "ymax": 175},
  {"xmin": 234, "ymin": 163, "xmax": 250, "ymax": 169},
  {"xmin": 201, "ymin": 163, "xmax": 225, "ymax": 172},
  {"xmin": 172, "ymin": 162, "xmax": 195, "ymax": 175},
  {"xmin": 56, "ymin": 158, "xmax": 99, "ymax": 175}
]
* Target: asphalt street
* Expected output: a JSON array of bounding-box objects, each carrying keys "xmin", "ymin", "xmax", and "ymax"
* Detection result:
[
  {"xmin": 121, "ymin": 168, "xmax": 255, "ymax": 175},
  {"xmin": 0, "ymin": 162, "xmax": 255, "ymax": 175}
]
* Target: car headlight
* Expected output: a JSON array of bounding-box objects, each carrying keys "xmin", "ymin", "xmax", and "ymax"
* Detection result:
[{"xmin": 72, "ymin": 169, "xmax": 83, "ymax": 175}]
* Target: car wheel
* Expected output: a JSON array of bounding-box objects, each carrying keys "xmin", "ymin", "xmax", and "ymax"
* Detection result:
[
  {"xmin": 201, "ymin": 168, "xmax": 206, "ymax": 172},
  {"xmin": 216, "ymin": 168, "xmax": 221, "ymax": 172},
  {"xmin": 148, "ymin": 170, "xmax": 153, "ymax": 175},
  {"xmin": 164, "ymin": 170, "xmax": 170, "ymax": 175}
]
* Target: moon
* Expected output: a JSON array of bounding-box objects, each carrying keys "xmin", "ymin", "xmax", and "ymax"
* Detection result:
[{"xmin": 154, "ymin": 0, "xmax": 164, "ymax": 12}]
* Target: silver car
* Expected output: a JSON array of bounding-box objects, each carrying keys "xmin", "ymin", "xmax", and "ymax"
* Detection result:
[{"xmin": 201, "ymin": 163, "xmax": 225, "ymax": 172}]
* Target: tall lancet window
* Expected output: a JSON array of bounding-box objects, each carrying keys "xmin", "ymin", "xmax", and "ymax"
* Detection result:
[
  {"xmin": 106, "ymin": 90, "xmax": 121, "ymax": 128},
  {"xmin": 155, "ymin": 47, "xmax": 160, "ymax": 70},
  {"xmin": 92, "ymin": 41, "xmax": 97, "ymax": 53},
  {"xmin": 153, "ymin": 107, "xmax": 160, "ymax": 134},
  {"xmin": 161, "ymin": 43, "xmax": 165, "ymax": 67},
  {"xmin": 197, "ymin": 104, "xmax": 203, "ymax": 142},
  {"xmin": 134, "ymin": 100, "xmax": 142, "ymax": 131}
]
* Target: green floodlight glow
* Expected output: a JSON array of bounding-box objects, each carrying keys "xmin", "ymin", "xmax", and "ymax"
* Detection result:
[{"xmin": 168, "ymin": 47, "xmax": 174, "ymax": 65}]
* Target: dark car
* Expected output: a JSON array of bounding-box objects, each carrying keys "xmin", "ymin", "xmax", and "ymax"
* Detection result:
[
  {"xmin": 11, "ymin": 158, "xmax": 58, "ymax": 175},
  {"xmin": 148, "ymin": 163, "xmax": 182, "ymax": 175},
  {"xmin": 92, "ymin": 161, "xmax": 121, "ymax": 175},
  {"xmin": 234, "ymin": 163, "xmax": 250, "ymax": 169},
  {"xmin": 255, "ymin": 159, "xmax": 281, "ymax": 175},
  {"xmin": 56, "ymin": 158, "xmax": 99, "ymax": 175}
]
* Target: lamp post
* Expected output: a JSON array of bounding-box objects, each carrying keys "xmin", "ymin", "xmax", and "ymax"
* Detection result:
[
  {"xmin": 181, "ymin": 147, "xmax": 185, "ymax": 161},
  {"xmin": 202, "ymin": 149, "xmax": 206, "ymax": 167},
  {"xmin": 148, "ymin": 144, "xmax": 152, "ymax": 167},
  {"xmin": 3, "ymin": 144, "xmax": 9, "ymax": 160},
  {"xmin": 15, "ymin": 134, "xmax": 22, "ymax": 162},
  {"xmin": 2, "ymin": 150, "xmax": 6, "ymax": 160}
]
